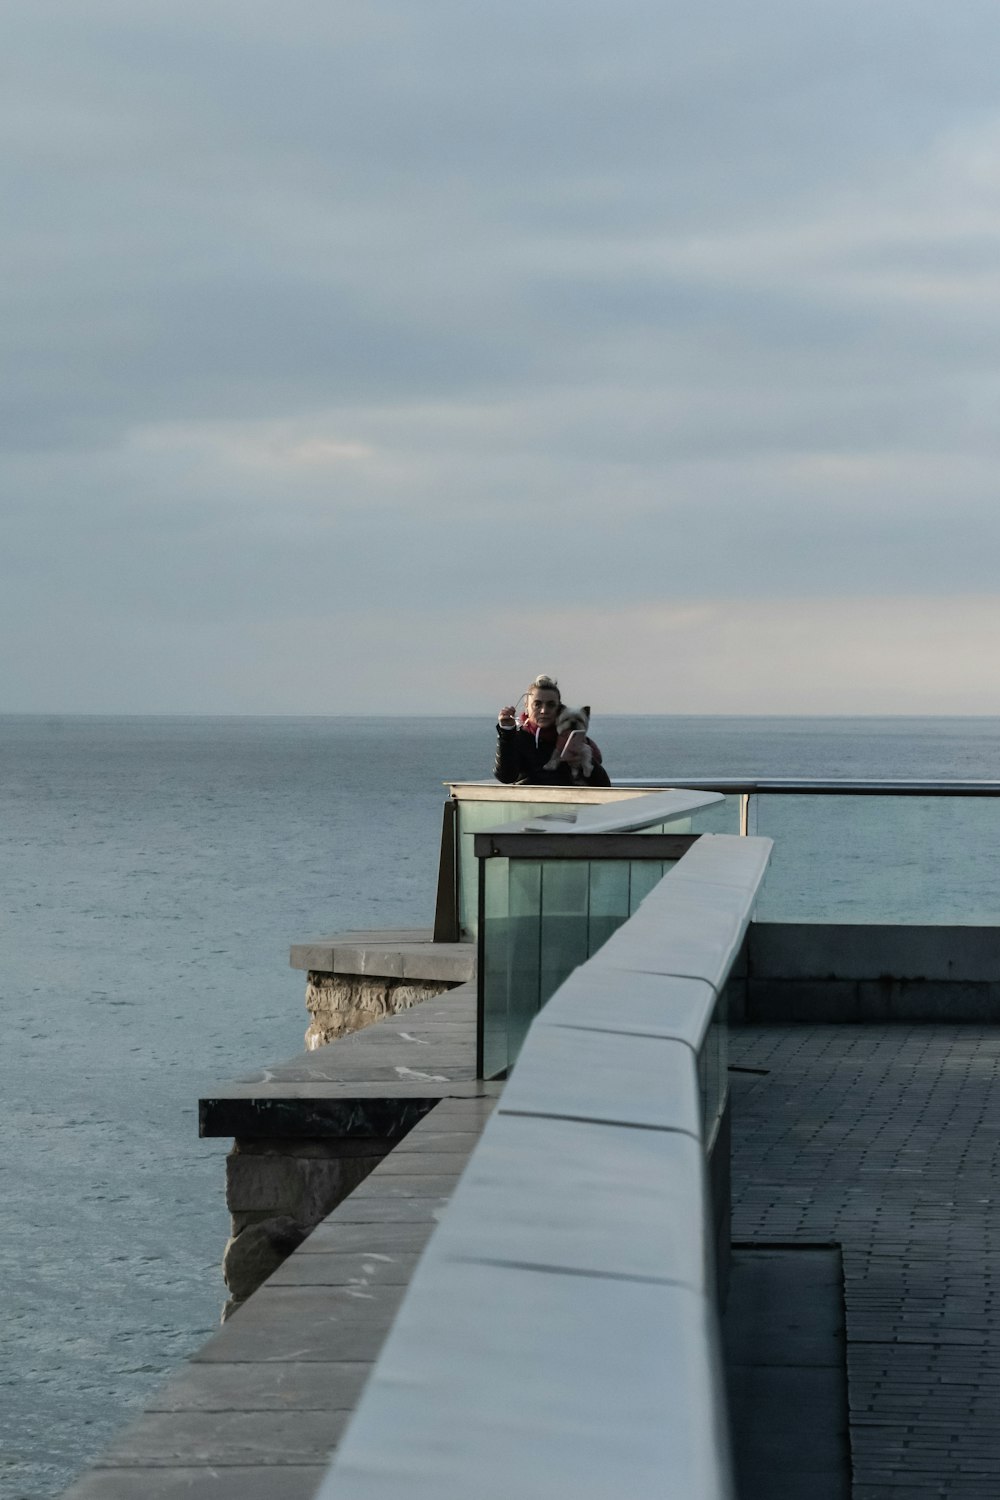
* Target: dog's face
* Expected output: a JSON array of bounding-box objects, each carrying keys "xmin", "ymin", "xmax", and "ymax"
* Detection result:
[{"xmin": 556, "ymin": 704, "xmax": 590, "ymax": 736}]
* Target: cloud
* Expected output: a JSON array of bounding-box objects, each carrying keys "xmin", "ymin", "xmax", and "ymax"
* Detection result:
[{"xmin": 3, "ymin": 1, "xmax": 1000, "ymax": 709}]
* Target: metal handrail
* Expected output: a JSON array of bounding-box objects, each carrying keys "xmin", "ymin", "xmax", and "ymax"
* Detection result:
[
  {"xmin": 450, "ymin": 777, "xmax": 1000, "ymax": 796},
  {"xmin": 611, "ymin": 777, "xmax": 1000, "ymax": 796}
]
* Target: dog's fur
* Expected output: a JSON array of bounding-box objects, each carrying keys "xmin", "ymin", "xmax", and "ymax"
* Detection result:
[{"xmin": 543, "ymin": 704, "xmax": 594, "ymax": 782}]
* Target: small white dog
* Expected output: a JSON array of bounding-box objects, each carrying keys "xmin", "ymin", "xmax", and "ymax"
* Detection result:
[{"xmin": 543, "ymin": 705, "xmax": 594, "ymax": 782}]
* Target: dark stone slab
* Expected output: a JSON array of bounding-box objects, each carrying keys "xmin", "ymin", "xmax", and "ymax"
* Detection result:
[
  {"xmin": 199, "ymin": 1094, "xmax": 438, "ymax": 1142},
  {"xmin": 724, "ymin": 1246, "xmax": 844, "ymax": 1365},
  {"xmin": 201, "ymin": 1085, "xmax": 500, "ymax": 1140},
  {"xmin": 723, "ymin": 1246, "xmax": 849, "ymax": 1500}
]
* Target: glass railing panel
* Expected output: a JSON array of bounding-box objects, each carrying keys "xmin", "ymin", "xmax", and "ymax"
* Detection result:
[
  {"xmin": 538, "ymin": 861, "xmax": 592, "ymax": 1010},
  {"xmin": 506, "ymin": 860, "xmax": 544, "ymax": 1069},
  {"xmin": 480, "ymin": 857, "xmax": 513, "ymax": 1079},
  {"xmin": 751, "ymin": 793, "xmax": 1000, "ymax": 925},
  {"xmin": 628, "ymin": 860, "xmax": 667, "ymax": 912},
  {"xmin": 587, "ymin": 861, "xmax": 632, "ymax": 956},
  {"xmin": 458, "ymin": 799, "xmax": 556, "ymax": 940},
  {"xmin": 455, "ymin": 787, "xmax": 725, "ymax": 939},
  {"xmin": 650, "ymin": 794, "xmax": 741, "ymax": 837},
  {"xmin": 479, "ymin": 854, "xmax": 677, "ymax": 1075}
]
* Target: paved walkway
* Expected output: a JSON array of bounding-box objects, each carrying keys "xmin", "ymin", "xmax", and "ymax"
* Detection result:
[{"xmin": 730, "ymin": 1024, "xmax": 1000, "ymax": 1499}]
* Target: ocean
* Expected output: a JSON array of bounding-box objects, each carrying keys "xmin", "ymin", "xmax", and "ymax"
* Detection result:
[{"xmin": 5, "ymin": 712, "xmax": 1000, "ymax": 1497}]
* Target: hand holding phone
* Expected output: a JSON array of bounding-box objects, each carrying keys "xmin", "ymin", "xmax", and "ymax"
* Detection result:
[{"xmin": 559, "ymin": 730, "xmax": 583, "ymax": 761}]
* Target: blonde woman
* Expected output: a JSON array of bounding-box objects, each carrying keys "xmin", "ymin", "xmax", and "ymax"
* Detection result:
[{"xmin": 494, "ymin": 673, "xmax": 610, "ymax": 787}]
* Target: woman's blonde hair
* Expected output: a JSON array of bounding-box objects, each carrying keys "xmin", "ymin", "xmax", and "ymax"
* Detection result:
[{"xmin": 526, "ymin": 673, "xmax": 561, "ymax": 704}]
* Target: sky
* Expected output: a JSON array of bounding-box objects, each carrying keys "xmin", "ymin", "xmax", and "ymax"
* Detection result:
[{"xmin": 4, "ymin": 0, "xmax": 1000, "ymax": 715}]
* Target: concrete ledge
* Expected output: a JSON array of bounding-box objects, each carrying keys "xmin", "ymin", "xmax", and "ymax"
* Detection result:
[
  {"xmin": 291, "ymin": 936, "xmax": 475, "ymax": 983},
  {"xmin": 200, "ymin": 986, "xmax": 488, "ymax": 1141}
]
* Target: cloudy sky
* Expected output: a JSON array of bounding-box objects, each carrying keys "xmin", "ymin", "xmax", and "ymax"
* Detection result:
[{"xmin": 4, "ymin": 0, "xmax": 1000, "ymax": 714}]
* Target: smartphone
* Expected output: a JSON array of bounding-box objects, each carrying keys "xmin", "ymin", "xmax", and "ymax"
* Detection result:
[{"xmin": 559, "ymin": 730, "xmax": 582, "ymax": 760}]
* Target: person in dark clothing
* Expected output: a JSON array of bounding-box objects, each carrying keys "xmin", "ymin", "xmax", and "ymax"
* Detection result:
[{"xmin": 494, "ymin": 673, "xmax": 611, "ymax": 787}]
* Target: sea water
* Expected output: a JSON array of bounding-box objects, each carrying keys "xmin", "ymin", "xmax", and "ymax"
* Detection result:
[{"xmin": 5, "ymin": 713, "xmax": 1000, "ymax": 1497}]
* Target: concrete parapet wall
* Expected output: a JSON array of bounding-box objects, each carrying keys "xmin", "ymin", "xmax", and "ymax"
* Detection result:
[{"xmin": 747, "ymin": 922, "xmax": 1000, "ymax": 1021}]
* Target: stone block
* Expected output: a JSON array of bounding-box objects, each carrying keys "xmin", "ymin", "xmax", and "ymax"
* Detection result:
[
  {"xmin": 226, "ymin": 1144, "xmax": 381, "ymax": 1220},
  {"xmin": 304, "ymin": 974, "xmax": 457, "ymax": 1049},
  {"xmin": 223, "ymin": 1216, "xmax": 312, "ymax": 1301}
]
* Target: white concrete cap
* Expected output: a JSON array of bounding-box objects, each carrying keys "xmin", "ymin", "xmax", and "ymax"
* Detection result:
[
  {"xmin": 587, "ymin": 902, "xmax": 747, "ymax": 993},
  {"xmin": 670, "ymin": 832, "xmax": 773, "ymax": 886},
  {"xmin": 498, "ymin": 1024, "xmax": 701, "ymax": 1136},
  {"xmin": 537, "ymin": 966, "xmax": 718, "ymax": 1054},
  {"xmin": 431, "ymin": 1109, "xmax": 711, "ymax": 1290},
  {"xmin": 317, "ymin": 1259, "xmax": 732, "ymax": 1500}
]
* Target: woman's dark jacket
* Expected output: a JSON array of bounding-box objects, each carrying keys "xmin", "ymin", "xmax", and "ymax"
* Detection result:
[{"xmin": 493, "ymin": 725, "xmax": 611, "ymax": 787}]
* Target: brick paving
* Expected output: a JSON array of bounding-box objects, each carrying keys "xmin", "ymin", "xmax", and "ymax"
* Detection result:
[{"xmin": 729, "ymin": 1025, "xmax": 1000, "ymax": 1499}]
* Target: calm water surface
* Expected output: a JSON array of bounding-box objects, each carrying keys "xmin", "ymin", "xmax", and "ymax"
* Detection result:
[{"xmin": 4, "ymin": 713, "xmax": 1000, "ymax": 1496}]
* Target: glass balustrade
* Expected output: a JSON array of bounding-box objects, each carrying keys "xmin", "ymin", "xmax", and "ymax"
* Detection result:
[
  {"xmin": 479, "ymin": 851, "xmax": 678, "ymax": 1078},
  {"xmin": 451, "ymin": 786, "xmax": 740, "ymax": 940},
  {"xmin": 747, "ymin": 792, "xmax": 1000, "ymax": 925},
  {"xmin": 458, "ymin": 783, "xmax": 1000, "ymax": 934}
]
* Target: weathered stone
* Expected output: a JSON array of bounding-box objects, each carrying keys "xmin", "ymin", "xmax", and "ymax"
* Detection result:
[
  {"xmin": 222, "ymin": 1139, "xmax": 391, "ymax": 1299},
  {"xmin": 226, "ymin": 1140, "xmax": 385, "ymax": 1220},
  {"xmin": 304, "ymin": 973, "xmax": 457, "ymax": 1049},
  {"xmin": 222, "ymin": 1216, "xmax": 312, "ymax": 1302}
]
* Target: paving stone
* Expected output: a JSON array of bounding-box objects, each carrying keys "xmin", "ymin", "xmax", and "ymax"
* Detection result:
[
  {"xmin": 100, "ymin": 1409, "xmax": 348, "ymax": 1466},
  {"xmin": 144, "ymin": 1360, "xmax": 371, "ymax": 1412},
  {"xmin": 268, "ymin": 1251, "xmax": 424, "ymax": 1288},
  {"xmin": 299, "ymin": 1221, "xmax": 437, "ymax": 1255},
  {"xmin": 198, "ymin": 1282, "xmax": 407, "ymax": 1365},
  {"xmin": 63, "ymin": 1465, "xmax": 327, "ymax": 1499}
]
